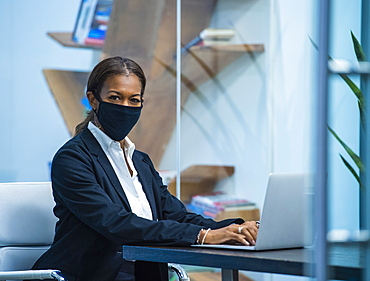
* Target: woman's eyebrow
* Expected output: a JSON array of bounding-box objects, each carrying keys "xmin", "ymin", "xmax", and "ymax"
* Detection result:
[
  {"xmin": 107, "ymin": 90, "xmax": 123, "ymax": 95},
  {"xmin": 107, "ymin": 91, "xmax": 141, "ymax": 97}
]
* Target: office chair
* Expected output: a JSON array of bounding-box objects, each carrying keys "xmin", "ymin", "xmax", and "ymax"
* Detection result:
[
  {"xmin": 0, "ymin": 182, "xmax": 64, "ymax": 281},
  {"xmin": 0, "ymin": 182, "xmax": 189, "ymax": 281}
]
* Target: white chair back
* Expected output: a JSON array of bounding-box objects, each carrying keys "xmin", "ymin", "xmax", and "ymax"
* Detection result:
[{"xmin": 0, "ymin": 182, "xmax": 57, "ymax": 273}]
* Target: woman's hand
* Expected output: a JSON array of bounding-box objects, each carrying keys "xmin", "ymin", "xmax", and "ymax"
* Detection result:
[{"xmin": 201, "ymin": 221, "xmax": 259, "ymax": 246}]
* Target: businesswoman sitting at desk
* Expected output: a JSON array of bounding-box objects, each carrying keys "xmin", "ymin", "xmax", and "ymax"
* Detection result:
[{"xmin": 32, "ymin": 56, "xmax": 259, "ymax": 281}]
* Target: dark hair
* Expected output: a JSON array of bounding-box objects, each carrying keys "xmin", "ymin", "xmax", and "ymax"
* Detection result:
[{"xmin": 74, "ymin": 56, "xmax": 146, "ymax": 135}]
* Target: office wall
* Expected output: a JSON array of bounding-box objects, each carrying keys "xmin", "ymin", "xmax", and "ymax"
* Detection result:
[{"xmin": 0, "ymin": 0, "xmax": 95, "ymax": 182}]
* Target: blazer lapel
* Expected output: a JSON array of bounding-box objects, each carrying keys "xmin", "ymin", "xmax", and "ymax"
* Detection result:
[
  {"xmin": 80, "ymin": 129, "xmax": 131, "ymax": 209},
  {"xmin": 133, "ymin": 152, "xmax": 158, "ymax": 221}
]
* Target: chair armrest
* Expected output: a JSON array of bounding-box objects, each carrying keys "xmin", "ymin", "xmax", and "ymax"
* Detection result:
[
  {"xmin": 168, "ymin": 263, "xmax": 190, "ymax": 281},
  {"xmin": 0, "ymin": 270, "xmax": 67, "ymax": 281}
]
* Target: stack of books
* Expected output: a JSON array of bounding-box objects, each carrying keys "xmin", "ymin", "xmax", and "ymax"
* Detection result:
[
  {"xmin": 181, "ymin": 28, "xmax": 235, "ymax": 54},
  {"xmin": 72, "ymin": 0, "xmax": 113, "ymax": 46},
  {"xmin": 187, "ymin": 192, "xmax": 256, "ymax": 219}
]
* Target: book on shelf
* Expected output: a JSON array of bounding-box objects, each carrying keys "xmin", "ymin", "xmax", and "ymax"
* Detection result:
[
  {"xmin": 187, "ymin": 192, "xmax": 257, "ymax": 219},
  {"xmin": 72, "ymin": 0, "xmax": 113, "ymax": 46},
  {"xmin": 186, "ymin": 203, "xmax": 218, "ymax": 219},
  {"xmin": 181, "ymin": 28, "xmax": 235, "ymax": 54}
]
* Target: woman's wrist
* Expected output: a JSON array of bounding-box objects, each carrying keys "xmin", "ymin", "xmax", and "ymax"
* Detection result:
[
  {"xmin": 196, "ymin": 229, "xmax": 204, "ymax": 244},
  {"xmin": 196, "ymin": 228, "xmax": 211, "ymax": 245},
  {"xmin": 201, "ymin": 228, "xmax": 211, "ymax": 245}
]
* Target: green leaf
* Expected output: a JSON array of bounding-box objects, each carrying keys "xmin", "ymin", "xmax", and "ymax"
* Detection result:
[
  {"xmin": 359, "ymin": 100, "xmax": 366, "ymax": 128},
  {"xmin": 310, "ymin": 35, "xmax": 364, "ymax": 111},
  {"xmin": 337, "ymin": 72, "xmax": 364, "ymax": 103},
  {"xmin": 308, "ymin": 36, "xmax": 318, "ymax": 51},
  {"xmin": 339, "ymin": 154, "xmax": 363, "ymax": 189},
  {"xmin": 351, "ymin": 31, "xmax": 366, "ymax": 61},
  {"xmin": 312, "ymin": 32, "xmax": 367, "ymax": 189},
  {"xmin": 328, "ymin": 126, "xmax": 364, "ymax": 172}
]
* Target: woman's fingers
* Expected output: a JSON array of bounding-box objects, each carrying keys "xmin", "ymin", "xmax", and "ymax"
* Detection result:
[
  {"xmin": 237, "ymin": 221, "xmax": 259, "ymax": 245},
  {"xmin": 202, "ymin": 221, "xmax": 259, "ymax": 246}
]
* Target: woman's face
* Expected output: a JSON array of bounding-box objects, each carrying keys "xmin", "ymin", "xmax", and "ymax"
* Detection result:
[{"xmin": 88, "ymin": 74, "xmax": 143, "ymax": 109}]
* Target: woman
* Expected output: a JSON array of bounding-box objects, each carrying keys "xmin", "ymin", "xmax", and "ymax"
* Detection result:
[{"xmin": 32, "ymin": 56, "xmax": 258, "ymax": 281}]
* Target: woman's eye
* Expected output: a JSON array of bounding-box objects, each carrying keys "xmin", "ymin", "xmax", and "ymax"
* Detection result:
[
  {"xmin": 108, "ymin": 95, "xmax": 120, "ymax": 101},
  {"xmin": 130, "ymin": 98, "xmax": 141, "ymax": 104}
]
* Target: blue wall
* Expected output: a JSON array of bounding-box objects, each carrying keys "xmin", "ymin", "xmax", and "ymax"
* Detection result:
[{"xmin": 0, "ymin": 0, "xmax": 96, "ymax": 182}]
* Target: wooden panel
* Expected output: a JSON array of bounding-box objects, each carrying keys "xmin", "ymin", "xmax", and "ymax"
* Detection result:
[
  {"xmin": 149, "ymin": 0, "xmax": 217, "ymax": 79},
  {"xmin": 167, "ymin": 165, "xmax": 235, "ymax": 202},
  {"xmin": 43, "ymin": 69, "xmax": 89, "ymax": 135},
  {"xmin": 130, "ymin": 45, "xmax": 263, "ymax": 165},
  {"xmin": 102, "ymin": 0, "xmax": 217, "ymax": 78},
  {"xmin": 102, "ymin": 0, "xmax": 166, "ymax": 73}
]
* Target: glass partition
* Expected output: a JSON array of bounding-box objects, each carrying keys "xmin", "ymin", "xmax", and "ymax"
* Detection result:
[{"xmin": 160, "ymin": 0, "xmax": 316, "ymax": 280}]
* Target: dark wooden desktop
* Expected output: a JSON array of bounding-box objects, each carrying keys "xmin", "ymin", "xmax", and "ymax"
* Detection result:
[{"xmin": 122, "ymin": 243, "xmax": 363, "ymax": 281}]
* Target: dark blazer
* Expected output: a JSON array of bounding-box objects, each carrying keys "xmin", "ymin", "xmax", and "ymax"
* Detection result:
[{"xmin": 32, "ymin": 128, "xmax": 243, "ymax": 281}]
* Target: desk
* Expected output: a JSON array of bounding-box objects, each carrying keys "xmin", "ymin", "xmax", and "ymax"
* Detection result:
[{"xmin": 122, "ymin": 244, "xmax": 363, "ymax": 281}]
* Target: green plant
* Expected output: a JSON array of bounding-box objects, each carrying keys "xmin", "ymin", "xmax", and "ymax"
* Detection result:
[{"xmin": 328, "ymin": 31, "xmax": 366, "ymax": 188}]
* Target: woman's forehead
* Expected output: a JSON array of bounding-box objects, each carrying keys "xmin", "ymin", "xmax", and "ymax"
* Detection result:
[{"xmin": 102, "ymin": 74, "xmax": 142, "ymax": 93}]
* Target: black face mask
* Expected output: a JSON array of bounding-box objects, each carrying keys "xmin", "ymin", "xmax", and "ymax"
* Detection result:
[{"xmin": 95, "ymin": 101, "xmax": 142, "ymax": 141}]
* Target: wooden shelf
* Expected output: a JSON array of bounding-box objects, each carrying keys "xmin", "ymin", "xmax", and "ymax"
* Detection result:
[
  {"xmin": 188, "ymin": 271, "xmax": 254, "ymax": 281},
  {"xmin": 168, "ymin": 165, "xmax": 235, "ymax": 202},
  {"xmin": 190, "ymin": 44, "xmax": 265, "ymax": 53},
  {"xmin": 47, "ymin": 32, "xmax": 103, "ymax": 50},
  {"xmin": 216, "ymin": 208, "xmax": 260, "ymax": 221},
  {"xmin": 43, "ymin": 69, "xmax": 89, "ymax": 135}
]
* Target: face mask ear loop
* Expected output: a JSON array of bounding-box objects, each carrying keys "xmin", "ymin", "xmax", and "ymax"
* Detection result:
[{"xmin": 90, "ymin": 92, "xmax": 102, "ymax": 129}]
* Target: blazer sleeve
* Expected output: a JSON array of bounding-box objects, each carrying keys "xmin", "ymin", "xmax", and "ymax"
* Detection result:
[
  {"xmin": 51, "ymin": 141, "xmax": 205, "ymax": 247},
  {"xmin": 138, "ymin": 152, "xmax": 245, "ymax": 229}
]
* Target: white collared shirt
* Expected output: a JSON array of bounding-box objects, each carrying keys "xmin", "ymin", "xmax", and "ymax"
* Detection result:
[{"xmin": 88, "ymin": 122, "xmax": 153, "ymax": 220}]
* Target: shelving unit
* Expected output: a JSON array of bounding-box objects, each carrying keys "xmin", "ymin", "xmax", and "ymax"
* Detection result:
[
  {"xmin": 44, "ymin": 0, "xmax": 265, "ymax": 166},
  {"xmin": 167, "ymin": 165, "xmax": 260, "ymax": 221}
]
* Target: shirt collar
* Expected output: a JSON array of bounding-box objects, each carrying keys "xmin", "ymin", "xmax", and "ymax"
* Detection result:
[{"xmin": 87, "ymin": 122, "xmax": 136, "ymax": 158}]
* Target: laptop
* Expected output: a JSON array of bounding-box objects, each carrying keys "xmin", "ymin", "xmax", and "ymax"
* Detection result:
[{"xmin": 193, "ymin": 173, "xmax": 313, "ymax": 251}]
